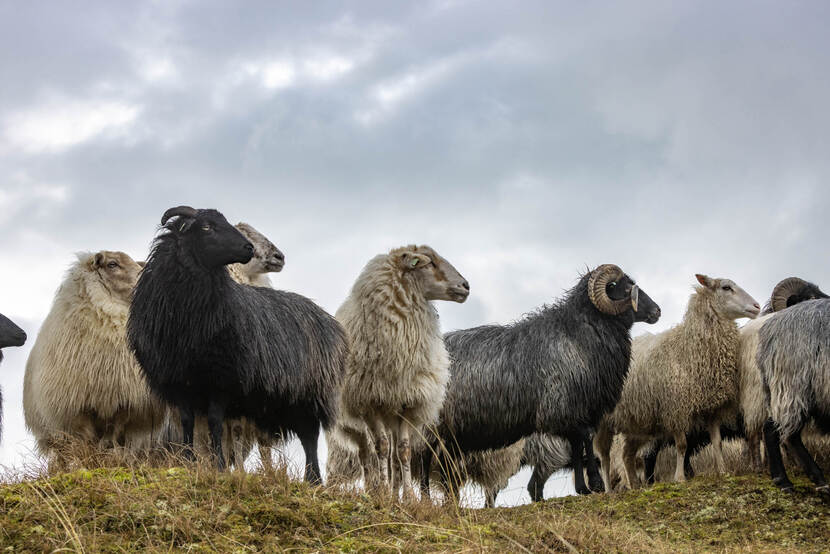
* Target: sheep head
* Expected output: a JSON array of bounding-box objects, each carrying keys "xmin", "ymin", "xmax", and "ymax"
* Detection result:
[
  {"xmin": 695, "ymin": 274, "xmax": 760, "ymax": 320},
  {"xmin": 0, "ymin": 312, "xmax": 26, "ymax": 350},
  {"xmin": 236, "ymin": 222, "xmax": 285, "ymax": 274},
  {"xmin": 588, "ymin": 264, "xmax": 660, "ymax": 323},
  {"xmin": 394, "ymin": 245, "xmax": 469, "ymax": 303},
  {"xmin": 769, "ymin": 277, "xmax": 829, "ymax": 312},
  {"xmin": 161, "ymin": 206, "xmax": 254, "ymax": 268},
  {"xmin": 87, "ymin": 250, "xmax": 144, "ymax": 303}
]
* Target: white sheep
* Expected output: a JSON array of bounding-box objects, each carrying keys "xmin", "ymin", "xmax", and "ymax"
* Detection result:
[
  {"xmin": 331, "ymin": 245, "xmax": 469, "ymax": 497},
  {"xmin": 596, "ymin": 274, "xmax": 760, "ymax": 489},
  {"xmin": 23, "ymin": 251, "xmax": 166, "ymax": 460}
]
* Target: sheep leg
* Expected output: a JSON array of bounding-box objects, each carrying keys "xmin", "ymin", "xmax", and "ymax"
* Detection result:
[
  {"xmin": 709, "ymin": 422, "xmax": 726, "ymax": 475},
  {"xmin": 583, "ymin": 431, "xmax": 604, "ymax": 492},
  {"xmin": 258, "ymin": 437, "xmax": 272, "ymax": 471},
  {"xmin": 747, "ymin": 431, "xmax": 762, "ymax": 470},
  {"xmin": 527, "ymin": 465, "xmax": 549, "ymax": 502},
  {"xmin": 673, "ymin": 433, "xmax": 688, "ymax": 483},
  {"xmin": 593, "ymin": 422, "xmax": 613, "ymax": 493},
  {"xmin": 621, "ymin": 436, "xmax": 643, "ymax": 490},
  {"xmin": 762, "ymin": 419, "xmax": 793, "ymax": 491},
  {"xmin": 567, "ymin": 431, "xmax": 590, "ymax": 495},
  {"xmin": 299, "ymin": 426, "xmax": 322, "ymax": 484},
  {"xmin": 684, "ymin": 440, "xmax": 696, "ymax": 478},
  {"xmin": 395, "ymin": 420, "xmax": 414, "ymax": 501},
  {"xmin": 786, "ymin": 430, "xmax": 829, "ymax": 492},
  {"xmin": 643, "ymin": 441, "xmax": 660, "ymax": 485},
  {"xmin": 346, "ymin": 427, "xmax": 374, "ymax": 485},
  {"xmin": 231, "ymin": 420, "xmax": 246, "ymax": 472},
  {"xmin": 366, "ymin": 418, "xmax": 390, "ymax": 489},
  {"xmin": 388, "ymin": 432, "xmax": 398, "ymax": 495},
  {"xmin": 179, "ymin": 405, "xmax": 196, "ymax": 462},
  {"xmin": 207, "ymin": 399, "xmax": 227, "ymax": 471},
  {"xmin": 419, "ymin": 447, "xmax": 432, "ymax": 500},
  {"xmin": 484, "ymin": 487, "xmax": 498, "ymax": 508}
]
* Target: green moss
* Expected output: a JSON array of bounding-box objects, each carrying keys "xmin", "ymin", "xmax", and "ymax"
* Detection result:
[{"xmin": 1, "ymin": 468, "xmax": 828, "ymax": 552}]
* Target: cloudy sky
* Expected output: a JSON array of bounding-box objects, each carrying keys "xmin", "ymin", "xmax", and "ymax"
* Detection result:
[{"xmin": 1, "ymin": 1, "xmax": 828, "ymax": 504}]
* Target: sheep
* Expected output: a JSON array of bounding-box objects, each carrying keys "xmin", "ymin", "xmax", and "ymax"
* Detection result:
[
  {"xmin": 0, "ymin": 312, "xmax": 27, "ymax": 441},
  {"xmin": 166, "ymin": 221, "xmax": 286, "ymax": 470},
  {"xmin": 419, "ymin": 438, "xmax": 526, "ymax": 508},
  {"xmin": 331, "ymin": 244, "xmax": 469, "ymax": 498},
  {"xmin": 757, "ymin": 298, "xmax": 830, "ymax": 493},
  {"xmin": 127, "ymin": 206, "xmax": 346, "ymax": 481},
  {"xmin": 522, "ymin": 433, "xmax": 596, "ymax": 502},
  {"xmin": 736, "ymin": 277, "xmax": 827, "ymax": 469},
  {"xmin": 436, "ymin": 432, "xmax": 593, "ymax": 505},
  {"xmin": 435, "ymin": 433, "xmax": 581, "ymax": 506},
  {"xmin": 423, "ymin": 264, "xmax": 661, "ymax": 498},
  {"xmin": 23, "ymin": 251, "xmax": 166, "ymax": 458},
  {"xmin": 639, "ymin": 277, "xmax": 827, "ymax": 482},
  {"xmin": 598, "ymin": 273, "xmax": 760, "ymax": 490},
  {"xmin": 227, "ymin": 222, "xmax": 284, "ymax": 287}
]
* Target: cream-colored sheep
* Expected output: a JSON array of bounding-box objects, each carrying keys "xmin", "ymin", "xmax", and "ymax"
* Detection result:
[
  {"xmin": 596, "ymin": 274, "xmax": 759, "ymax": 489},
  {"xmin": 24, "ymin": 251, "xmax": 166, "ymax": 459},
  {"xmin": 331, "ymin": 245, "xmax": 469, "ymax": 497}
]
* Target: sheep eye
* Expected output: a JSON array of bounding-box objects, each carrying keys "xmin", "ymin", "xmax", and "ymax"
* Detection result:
[
  {"xmin": 107, "ymin": 261, "xmax": 118, "ymax": 269},
  {"xmin": 202, "ymin": 224, "xmax": 212, "ymax": 232},
  {"xmin": 609, "ymin": 282, "xmax": 617, "ymax": 288},
  {"xmin": 722, "ymin": 285, "xmax": 733, "ymax": 292}
]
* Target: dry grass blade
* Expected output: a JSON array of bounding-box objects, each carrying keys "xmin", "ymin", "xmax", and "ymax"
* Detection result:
[{"xmin": 26, "ymin": 480, "xmax": 85, "ymax": 553}]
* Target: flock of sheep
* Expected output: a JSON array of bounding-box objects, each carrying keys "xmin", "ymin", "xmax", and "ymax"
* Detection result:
[{"xmin": 0, "ymin": 204, "xmax": 828, "ymax": 508}]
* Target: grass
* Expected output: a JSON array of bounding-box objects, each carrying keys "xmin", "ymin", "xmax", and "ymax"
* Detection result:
[{"xmin": 1, "ymin": 463, "xmax": 829, "ymax": 553}]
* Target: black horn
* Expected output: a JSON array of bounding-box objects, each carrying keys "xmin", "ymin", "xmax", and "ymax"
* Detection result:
[{"xmin": 161, "ymin": 206, "xmax": 198, "ymax": 225}]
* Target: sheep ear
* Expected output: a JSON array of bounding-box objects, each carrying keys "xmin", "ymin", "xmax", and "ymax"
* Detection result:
[
  {"xmin": 137, "ymin": 261, "xmax": 147, "ymax": 268},
  {"xmin": 397, "ymin": 252, "xmax": 429, "ymax": 271},
  {"xmin": 695, "ymin": 274, "xmax": 714, "ymax": 288},
  {"xmin": 92, "ymin": 252, "xmax": 105, "ymax": 268}
]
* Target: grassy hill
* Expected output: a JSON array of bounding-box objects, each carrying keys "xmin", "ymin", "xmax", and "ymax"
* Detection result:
[{"xmin": 1, "ymin": 466, "xmax": 828, "ymax": 552}]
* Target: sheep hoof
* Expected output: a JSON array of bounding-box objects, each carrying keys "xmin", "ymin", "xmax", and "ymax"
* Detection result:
[
  {"xmin": 589, "ymin": 479, "xmax": 605, "ymax": 493},
  {"xmin": 773, "ymin": 477, "xmax": 794, "ymax": 492},
  {"xmin": 816, "ymin": 485, "xmax": 830, "ymax": 495},
  {"xmin": 575, "ymin": 485, "xmax": 592, "ymax": 495}
]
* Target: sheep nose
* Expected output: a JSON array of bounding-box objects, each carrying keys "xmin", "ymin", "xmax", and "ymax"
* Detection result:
[
  {"xmin": 753, "ymin": 302, "xmax": 760, "ymax": 310},
  {"xmin": 274, "ymin": 251, "xmax": 285, "ymax": 262},
  {"xmin": 460, "ymin": 280, "xmax": 470, "ymax": 291}
]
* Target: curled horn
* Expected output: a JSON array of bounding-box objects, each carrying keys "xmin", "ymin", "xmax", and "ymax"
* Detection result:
[
  {"xmin": 161, "ymin": 206, "xmax": 197, "ymax": 226},
  {"xmin": 770, "ymin": 277, "xmax": 808, "ymax": 312},
  {"xmin": 588, "ymin": 264, "xmax": 630, "ymax": 315}
]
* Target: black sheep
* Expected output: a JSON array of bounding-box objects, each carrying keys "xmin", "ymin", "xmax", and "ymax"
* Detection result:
[
  {"xmin": 424, "ymin": 264, "xmax": 661, "ymax": 498},
  {"xmin": 128, "ymin": 206, "xmax": 347, "ymax": 481},
  {"xmin": 0, "ymin": 312, "xmax": 27, "ymax": 441}
]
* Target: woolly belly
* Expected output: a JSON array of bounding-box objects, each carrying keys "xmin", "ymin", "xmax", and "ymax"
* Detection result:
[{"xmin": 342, "ymin": 367, "xmax": 448, "ymax": 427}]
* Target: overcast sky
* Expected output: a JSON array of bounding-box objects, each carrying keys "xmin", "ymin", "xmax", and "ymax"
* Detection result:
[{"xmin": 1, "ymin": 1, "xmax": 828, "ymax": 505}]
